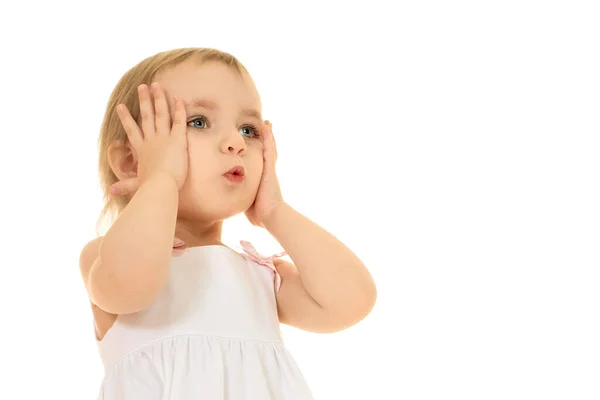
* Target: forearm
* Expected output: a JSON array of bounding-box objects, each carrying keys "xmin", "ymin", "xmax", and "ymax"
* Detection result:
[
  {"xmin": 92, "ymin": 173, "xmax": 179, "ymax": 312},
  {"xmin": 264, "ymin": 203, "xmax": 376, "ymax": 316}
]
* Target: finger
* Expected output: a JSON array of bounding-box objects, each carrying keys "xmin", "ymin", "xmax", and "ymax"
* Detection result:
[
  {"xmin": 269, "ymin": 122, "xmax": 278, "ymax": 162},
  {"xmin": 264, "ymin": 121, "xmax": 277, "ymax": 154},
  {"xmin": 171, "ymin": 96, "xmax": 188, "ymax": 139},
  {"xmin": 152, "ymin": 83, "xmax": 171, "ymax": 136},
  {"xmin": 116, "ymin": 104, "xmax": 144, "ymax": 150},
  {"xmin": 261, "ymin": 124, "xmax": 276, "ymax": 170},
  {"xmin": 260, "ymin": 124, "xmax": 270, "ymax": 158},
  {"xmin": 109, "ymin": 177, "xmax": 141, "ymax": 196},
  {"xmin": 138, "ymin": 84, "xmax": 156, "ymax": 136},
  {"xmin": 263, "ymin": 121, "xmax": 277, "ymax": 163}
]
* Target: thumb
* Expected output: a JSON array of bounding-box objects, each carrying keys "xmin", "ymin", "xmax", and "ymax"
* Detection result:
[{"xmin": 110, "ymin": 177, "xmax": 140, "ymax": 196}]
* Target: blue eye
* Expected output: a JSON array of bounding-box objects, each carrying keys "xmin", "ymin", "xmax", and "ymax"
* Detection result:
[
  {"xmin": 188, "ymin": 117, "xmax": 207, "ymax": 129},
  {"xmin": 239, "ymin": 125, "xmax": 259, "ymax": 138}
]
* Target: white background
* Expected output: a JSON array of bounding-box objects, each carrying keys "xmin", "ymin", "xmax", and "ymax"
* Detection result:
[{"xmin": 0, "ymin": 1, "xmax": 598, "ymax": 399}]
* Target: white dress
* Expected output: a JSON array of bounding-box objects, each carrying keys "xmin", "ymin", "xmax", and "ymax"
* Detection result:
[{"xmin": 95, "ymin": 243, "xmax": 314, "ymax": 399}]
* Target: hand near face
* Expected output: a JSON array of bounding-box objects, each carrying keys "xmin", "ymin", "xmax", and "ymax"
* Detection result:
[
  {"xmin": 245, "ymin": 121, "xmax": 285, "ymax": 227},
  {"xmin": 110, "ymin": 82, "xmax": 189, "ymax": 196}
]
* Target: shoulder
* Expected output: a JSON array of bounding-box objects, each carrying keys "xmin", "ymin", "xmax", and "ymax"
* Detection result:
[
  {"xmin": 78, "ymin": 236, "xmax": 118, "ymax": 339},
  {"xmin": 79, "ymin": 236, "xmax": 103, "ymax": 280}
]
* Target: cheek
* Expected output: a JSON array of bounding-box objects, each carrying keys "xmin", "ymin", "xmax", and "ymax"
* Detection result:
[
  {"xmin": 247, "ymin": 153, "xmax": 263, "ymax": 183},
  {"xmin": 186, "ymin": 141, "xmax": 214, "ymax": 176}
]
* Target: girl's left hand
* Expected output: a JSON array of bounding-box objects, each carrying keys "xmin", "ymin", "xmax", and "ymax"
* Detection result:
[{"xmin": 245, "ymin": 121, "xmax": 285, "ymax": 227}]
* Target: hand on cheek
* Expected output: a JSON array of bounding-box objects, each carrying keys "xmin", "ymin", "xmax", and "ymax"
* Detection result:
[{"xmin": 245, "ymin": 121, "xmax": 285, "ymax": 227}]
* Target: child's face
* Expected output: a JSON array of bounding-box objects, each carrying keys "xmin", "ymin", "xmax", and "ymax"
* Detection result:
[{"xmin": 154, "ymin": 60, "xmax": 264, "ymax": 222}]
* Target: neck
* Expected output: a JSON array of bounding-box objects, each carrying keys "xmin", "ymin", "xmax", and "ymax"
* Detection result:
[{"xmin": 175, "ymin": 219, "xmax": 224, "ymax": 248}]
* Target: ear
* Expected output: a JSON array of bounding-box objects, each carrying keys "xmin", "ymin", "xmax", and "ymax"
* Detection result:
[{"xmin": 107, "ymin": 140, "xmax": 138, "ymax": 182}]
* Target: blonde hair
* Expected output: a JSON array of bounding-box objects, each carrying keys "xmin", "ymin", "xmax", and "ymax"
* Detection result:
[{"xmin": 96, "ymin": 48, "xmax": 248, "ymax": 234}]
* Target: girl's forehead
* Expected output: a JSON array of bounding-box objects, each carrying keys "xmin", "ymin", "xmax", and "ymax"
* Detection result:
[{"xmin": 155, "ymin": 60, "xmax": 261, "ymax": 109}]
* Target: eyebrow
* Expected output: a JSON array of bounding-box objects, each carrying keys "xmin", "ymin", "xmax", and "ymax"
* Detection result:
[{"xmin": 185, "ymin": 98, "xmax": 262, "ymax": 120}]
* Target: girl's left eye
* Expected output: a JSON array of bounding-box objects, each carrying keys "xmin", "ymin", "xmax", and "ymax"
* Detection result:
[{"xmin": 239, "ymin": 125, "xmax": 259, "ymax": 138}]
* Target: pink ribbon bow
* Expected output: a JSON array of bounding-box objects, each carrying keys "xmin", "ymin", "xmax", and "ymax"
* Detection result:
[
  {"xmin": 172, "ymin": 237, "xmax": 187, "ymax": 256},
  {"xmin": 239, "ymin": 241, "xmax": 286, "ymax": 292}
]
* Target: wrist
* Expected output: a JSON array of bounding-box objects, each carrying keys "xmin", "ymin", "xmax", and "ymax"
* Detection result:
[
  {"xmin": 142, "ymin": 171, "xmax": 178, "ymax": 188},
  {"xmin": 140, "ymin": 171, "xmax": 180, "ymax": 195},
  {"xmin": 262, "ymin": 201, "xmax": 289, "ymax": 230}
]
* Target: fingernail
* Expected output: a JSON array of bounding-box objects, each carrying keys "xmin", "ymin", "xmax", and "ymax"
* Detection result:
[{"xmin": 173, "ymin": 238, "xmax": 185, "ymax": 247}]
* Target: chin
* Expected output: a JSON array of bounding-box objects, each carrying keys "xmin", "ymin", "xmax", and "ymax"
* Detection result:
[{"xmin": 178, "ymin": 195, "xmax": 255, "ymax": 222}]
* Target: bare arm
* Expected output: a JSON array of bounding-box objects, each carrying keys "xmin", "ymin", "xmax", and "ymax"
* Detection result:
[
  {"xmin": 80, "ymin": 83, "xmax": 188, "ymax": 315},
  {"xmin": 80, "ymin": 173, "xmax": 179, "ymax": 315},
  {"xmin": 264, "ymin": 203, "xmax": 377, "ymax": 333}
]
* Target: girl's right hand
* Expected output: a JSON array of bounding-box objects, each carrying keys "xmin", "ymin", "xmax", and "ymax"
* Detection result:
[{"xmin": 110, "ymin": 82, "xmax": 188, "ymax": 195}]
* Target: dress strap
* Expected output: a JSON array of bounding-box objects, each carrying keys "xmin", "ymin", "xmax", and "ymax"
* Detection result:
[{"xmin": 170, "ymin": 237, "xmax": 286, "ymax": 292}]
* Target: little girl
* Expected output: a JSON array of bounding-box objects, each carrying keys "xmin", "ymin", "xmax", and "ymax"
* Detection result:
[{"xmin": 79, "ymin": 47, "xmax": 377, "ymax": 399}]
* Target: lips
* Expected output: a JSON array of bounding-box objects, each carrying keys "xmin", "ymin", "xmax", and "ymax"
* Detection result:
[
  {"xmin": 224, "ymin": 165, "xmax": 245, "ymax": 183},
  {"xmin": 225, "ymin": 166, "xmax": 245, "ymax": 176}
]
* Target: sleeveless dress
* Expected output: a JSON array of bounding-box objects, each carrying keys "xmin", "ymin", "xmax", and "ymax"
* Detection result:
[{"xmin": 94, "ymin": 242, "xmax": 314, "ymax": 400}]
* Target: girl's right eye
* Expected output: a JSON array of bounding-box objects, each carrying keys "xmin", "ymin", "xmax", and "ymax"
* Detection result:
[{"xmin": 187, "ymin": 117, "xmax": 208, "ymax": 129}]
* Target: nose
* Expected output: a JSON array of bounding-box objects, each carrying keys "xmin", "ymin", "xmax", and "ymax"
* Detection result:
[{"xmin": 220, "ymin": 128, "xmax": 246, "ymax": 155}]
